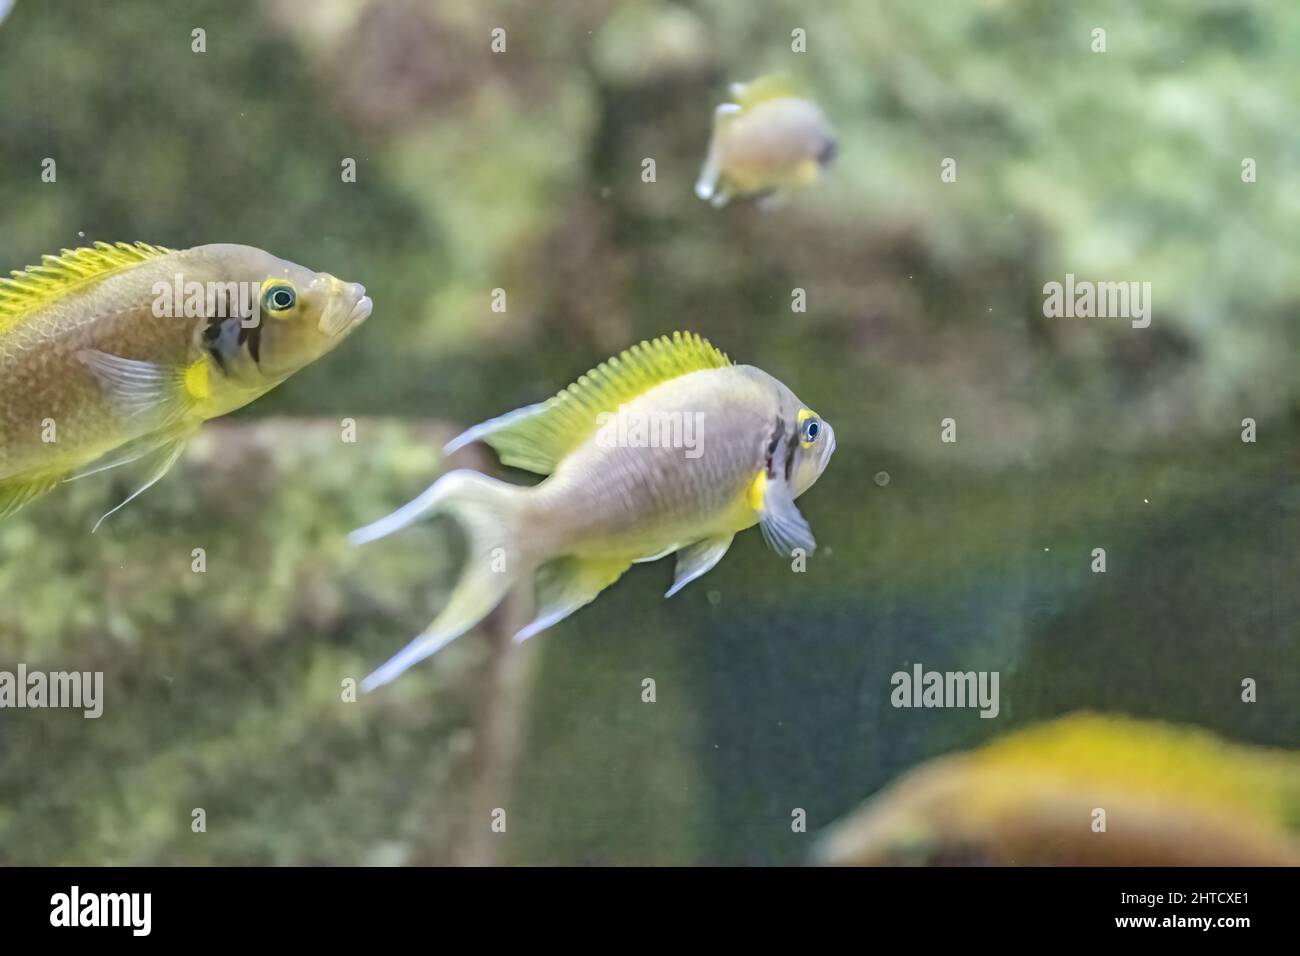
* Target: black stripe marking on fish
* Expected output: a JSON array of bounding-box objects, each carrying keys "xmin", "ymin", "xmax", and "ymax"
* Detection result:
[
  {"xmin": 783, "ymin": 423, "xmax": 799, "ymax": 482},
  {"xmin": 765, "ymin": 416, "xmax": 785, "ymax": 478},
  {"xmin": 202, "ymin": 317, "xmax": 229, "ymax": 374},
  {"xmin": 198, "ymin": 284, "xmax": 261, "ymax": 367},
  {"xmin": 238, "ymin": 317, "xmax": 262, "ymax": 365},
  {"xmin": 817, "ymin": 137, "xmax": 838, "ymax": 167}
]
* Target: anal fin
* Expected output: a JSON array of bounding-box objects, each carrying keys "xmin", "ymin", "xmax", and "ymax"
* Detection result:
[
  {"xmin": 666, "ymin": 535, "xmax": 733, "ymax": 597},
  {"xmin": 66, "ymin": 431, "xmax": 176, "ymax": 481},
  {"xmin": 0, "ymin": 473, "xmax": 63, "ymax": 520},
  {"xmin": 514, "ymin": 555, "xmax": 631, "ymax": 644}
]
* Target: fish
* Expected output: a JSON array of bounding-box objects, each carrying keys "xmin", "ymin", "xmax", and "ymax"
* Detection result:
[
  {"xmin": 0, "ymin": 242, "xmax": 371, "ymax": 526},
  {"xmin": 352, "ymin": 331, "xmax": 836, "ymax": 690},
  {"xmin": 695, "ymin": 74, "xmax": 837, "ymax": 208},
  {"xmin": 813, "ymin": 713, "xmax": 1300, "ymax": 866}
]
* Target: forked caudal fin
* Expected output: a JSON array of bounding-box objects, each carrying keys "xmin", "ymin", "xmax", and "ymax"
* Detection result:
[
  {"xmin": 351, "ymin": 470, "xmax": 526, "ymax": 691},
  {"xmin": 352, "ymin": 470, "xmax": 640, "ymax": 690}
]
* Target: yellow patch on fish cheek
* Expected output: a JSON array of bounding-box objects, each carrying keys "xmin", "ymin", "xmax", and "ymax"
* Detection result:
[
  {"xmin": 184, "ymin": 360, "xmax": 211, "ymax": 400},
  {"xmin": 746, "ymin": 470, "xmax": 767, "ymax": 512},
  {"xmin": 794, "ymin": 158, "xmax": 821, "ymax": 185}
]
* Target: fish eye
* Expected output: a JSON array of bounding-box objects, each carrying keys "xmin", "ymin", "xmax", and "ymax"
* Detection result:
[
  {"xmin": 801, "ymin": 417, "xmax": 821, "ymax": 443},
  {"xmin": 263, "ymin": 284, "xmax": 296, "ymax": 313}
]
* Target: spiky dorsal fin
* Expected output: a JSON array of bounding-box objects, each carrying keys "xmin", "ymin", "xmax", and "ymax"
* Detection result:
[
  {"xmin": 446, "ymin": 331, "xmax": 732, "ymax": 475},
  {"xmin": 729, "ymin": 73, "xmax": 803, "ymax": 111},
  {"xmin": 0, "ymin": 241, "xmax": 173, "ymax": 330}
]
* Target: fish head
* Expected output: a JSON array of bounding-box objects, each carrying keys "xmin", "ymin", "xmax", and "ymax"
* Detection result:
[
  {"xmin": 776, "ymin": 384, "xmax": 836, "ymax": 499},
  {"xmin": 189, "ymin": 244, "xmax": 372, "ymax": 385},
  {"xmin": 812, "ymin": 760, "xmax": 977, "ymax": 866}
]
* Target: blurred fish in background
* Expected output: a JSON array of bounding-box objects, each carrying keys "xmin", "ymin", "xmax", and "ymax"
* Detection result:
[
  {"xmin": 0, "ymin": 0, "xmax": 13, "ymax": 28},
  {"xmin": 695, "ymin": 74, "xmax": 836, "ymax": 207},
  {"xmin": 814, "ymin": 713, "xmax": 1300, "ymax": 866}
]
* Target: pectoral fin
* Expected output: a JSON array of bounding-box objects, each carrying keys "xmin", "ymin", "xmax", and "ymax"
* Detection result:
[
  {"xmin": 666, "ymin": 535, "xmax": 733, "ymax": 597},
  {"xmin": 90, "ymin": 433, "xmax": 191, "ymax": 533},
  {"xmin": 514, "ymin": 555, "xmax": 631, "ymax": 644},
  {"xmin": 748, "ymin": 470, "xmax": 816, "ymax": 557},
  {"xmin": 77, "ymin": 349, "xmax": 202, "ymax": 425}
]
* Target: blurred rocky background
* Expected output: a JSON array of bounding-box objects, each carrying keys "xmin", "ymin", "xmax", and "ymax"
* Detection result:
[{"xmin": 0, "ymin": 0, "xmax": 1297, "ymax": 864}]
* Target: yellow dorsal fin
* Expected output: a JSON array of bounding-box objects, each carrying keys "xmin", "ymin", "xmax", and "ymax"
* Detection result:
[
  {"xmin": 976, "ymin": 713, "xmax": 1300, "ymax": 820},
  {"xmin": 0, "ymin": 241, "xmax": 173, "ymax": 330},
  {"xmin": 731, "ymin": 73, "xmax": 803, "ymax": 111},
  {"xmin": 447, "ymin": 331, "xmax": 732, "ymax": 475}
]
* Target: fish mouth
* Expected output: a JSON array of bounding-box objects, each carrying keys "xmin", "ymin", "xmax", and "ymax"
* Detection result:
[
  {"xmin": 320, "ymin": 283, "xmax": 372, "ymax": 337},
  {"xmin": 346, "ymin": 294, "xmax": 374, "ymax": 331}
]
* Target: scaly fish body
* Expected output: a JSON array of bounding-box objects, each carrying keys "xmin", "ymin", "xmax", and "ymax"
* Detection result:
[
  {"xmin": 524, "ymin": 367, "xmax": 775, "ymax": 560},
  {"xmin": 696, "ymin": 75, "xmax": 836, "ymax": 208},
  {"xmin": 0, "ymin": 242, "xmax": 371, "ymax": 520},
  {"xmin": 353, "ymin": 333, "xmax": 836, "ymax": 690}
]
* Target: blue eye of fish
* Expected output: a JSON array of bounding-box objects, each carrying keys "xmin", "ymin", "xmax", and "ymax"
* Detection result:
[
  {"xmin": 801, "ymin": 418, "xmax": 821, "ymax": 443},
  {"xmin": 264, "ymin": 285, "xmax": 296, "ymax": 312}
]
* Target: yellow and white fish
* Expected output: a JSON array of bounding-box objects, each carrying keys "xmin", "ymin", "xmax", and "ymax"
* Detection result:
[
  {"xmin": 695, "ymin": 74, "xmax": 837, "ymax": 208},
  {"xmin": 814, "ymin": 713, "xmax": 1300, "ymax": 866},
  {"xmin": 0, "ymin": 242, "xmax": 371, "ymax": 525},
  {"xmin": 353, "ymin": 332, "xmax": 836, "ymax": 690}
]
